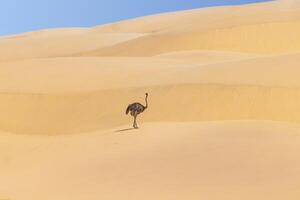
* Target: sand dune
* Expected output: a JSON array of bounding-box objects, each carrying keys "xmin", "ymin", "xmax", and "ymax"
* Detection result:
[
  {"xmin": 2, "ymin": 0, "xmax": 300, "ymax": 61},
  {"xmin": 85, "ymin": 0, "xmax": 300, "ymax": 56},
  {"xmin": 154, "ymin": 50, "xmax": 258, "ymax": 64},
  {"xmin": 94, "ymin": 0, "xmax": 300, "ymax": 34},
  {"xmin": 0, "ymin": 29, "xmax": 146, "ymax": 61},
  {"xmin": 1, "ymin": 121, "xmax": 300, "ymax": 200},
  {"xmin": 1, "ymin": 52, "xmax": 300, "ymax": 94},
  {"xmin": 84, "ymin": 20, "xmax": 300, "ymax": 56},
  {"xmin": 2, "ymin": 82, "xmax": 300, "ymax": 135},
  {"xmin": 1, "ymin": 53, "xmax": 300, "ymax": 134},
  {"xmin": 1, "ymin": 0, "xmax": 300, "ymax": 199}
]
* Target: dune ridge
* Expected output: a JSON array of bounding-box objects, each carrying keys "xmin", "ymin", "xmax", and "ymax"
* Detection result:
[
  {"xmin": 0, "ymin": 30, "xmax": 147, "ymax": 62},
  {"xmin": 83, "ymin": 20, "xmax": 300, "ymax": 56},
  {"xmin": 1, "ymin": 52, "xmax": 300, "ymax": 94}
]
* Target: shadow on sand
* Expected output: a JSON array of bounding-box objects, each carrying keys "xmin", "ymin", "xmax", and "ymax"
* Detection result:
[{"xmin": 115, "ymin": 128, "xmax": 137, "ymax": 133}]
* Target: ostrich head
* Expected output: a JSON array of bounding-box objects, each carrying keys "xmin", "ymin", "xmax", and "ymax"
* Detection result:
[{"xmin": 145, "ymin": 93, "xmax": 148, "ymax": 96}]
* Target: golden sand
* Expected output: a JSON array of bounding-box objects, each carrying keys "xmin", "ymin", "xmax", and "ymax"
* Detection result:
[{"xmin": 1, "ymin": 0, "xmax": 300, "ymax": 199}]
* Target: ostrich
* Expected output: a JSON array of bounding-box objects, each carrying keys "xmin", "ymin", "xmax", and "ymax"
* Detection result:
[{"xmin": 126, "ymin": 93, "xmax": 148, "ymax": 129}]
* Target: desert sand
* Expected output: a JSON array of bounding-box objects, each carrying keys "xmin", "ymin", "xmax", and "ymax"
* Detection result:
[{"xmin": 1, "ymin": 0, "xmax": 300, "ymax": 199}]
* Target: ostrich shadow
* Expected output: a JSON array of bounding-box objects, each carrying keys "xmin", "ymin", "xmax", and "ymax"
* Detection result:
[{"xmin": 115, "ymin": 128, "xmax": 136, "ymax": 133}]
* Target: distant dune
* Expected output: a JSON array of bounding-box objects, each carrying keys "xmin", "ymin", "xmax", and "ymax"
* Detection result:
[
  {"xmin": 1, "ymin": 0, "xmax": 300, "ymax": 199},
  {"xmin": 0, "ymin": 29, "xmax": 146, "ymax": 61}
]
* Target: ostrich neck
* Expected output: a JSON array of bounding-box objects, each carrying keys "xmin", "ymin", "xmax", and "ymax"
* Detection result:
[{"xmin": 145, "ymin": 95, "xmax": 148, "ymax": 109}]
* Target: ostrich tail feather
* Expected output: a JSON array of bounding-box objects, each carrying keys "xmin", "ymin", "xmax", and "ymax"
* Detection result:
[{"xmin": 126, "ymin": 105, "xmax": 130, "ymax": 115}]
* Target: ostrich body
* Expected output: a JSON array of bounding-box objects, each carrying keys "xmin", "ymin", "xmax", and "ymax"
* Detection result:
[{"xmin": 126, "ymin": 93, "xmax": 148, "ymax": 129}]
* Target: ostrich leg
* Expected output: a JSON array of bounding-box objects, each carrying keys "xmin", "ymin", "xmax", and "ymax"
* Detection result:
[
  {"xmin": 133, "ymin": 116, "xmax": 136, "ymax": 128},
  {"xmin": 134, "ymin": 115, "xmax": 138, "ymax": 129},
  {"xmin": 133, "ymin": 117, "xmax": 135, "ymax": 128}
]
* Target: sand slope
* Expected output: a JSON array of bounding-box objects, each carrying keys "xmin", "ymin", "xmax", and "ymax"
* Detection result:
[
  {"xmin": 1, "ymin": 53, "xmax": 300, "ymax": 134},
  {"xmin": 1, "ymin": 0, "xmax": 300, "ymax": 199},
  {"xmin": 85, "ymin": 20, "xmax": 300, "ymax": 56},
  {"xmin": 1, "ymin": 121, "xmax": 300, "ymax": 200},
  {"xmin": 0, "ymin": 29, "xmax": 146, "ymax": 61},
  {"xmin": 84, "ymin": 0, "xmax": 300, "ymax": 56}
]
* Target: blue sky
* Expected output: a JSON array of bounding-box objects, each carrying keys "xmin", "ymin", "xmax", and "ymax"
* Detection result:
[{"xmin": 0, "ymin": 0, "xmax": 271, "ymax": 36}]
